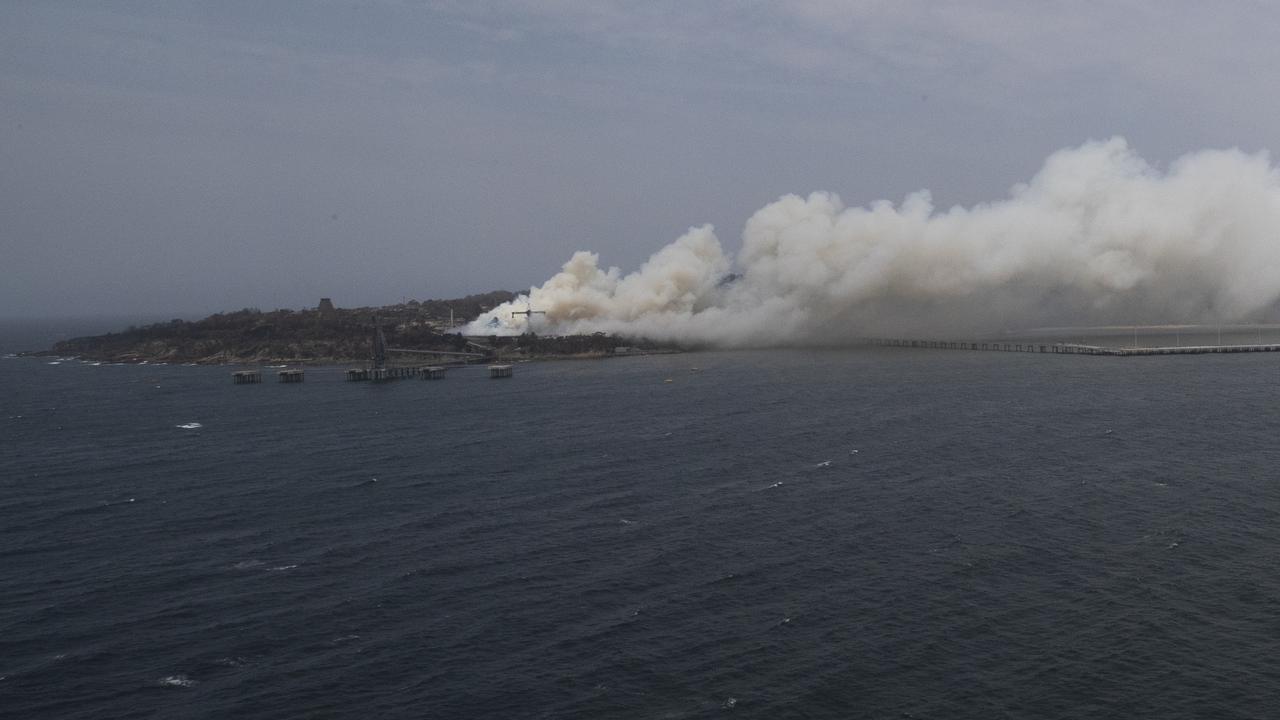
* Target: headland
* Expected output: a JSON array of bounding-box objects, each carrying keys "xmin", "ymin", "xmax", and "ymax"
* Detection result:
[{"xmin": 23, "ymin": 292, "xmax": 680, "ymax": 365}]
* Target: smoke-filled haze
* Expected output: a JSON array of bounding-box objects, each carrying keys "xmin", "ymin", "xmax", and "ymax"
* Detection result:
[
  {"xmin": 7, "ymin": 3, "xmax": 1280, "ymax": 322},
  {"xmin": 470, "ymin": 138, "xmax": 1280, "ymax": 345}
]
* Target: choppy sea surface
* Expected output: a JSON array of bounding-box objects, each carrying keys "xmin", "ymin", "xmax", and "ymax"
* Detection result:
[{"xmin": 4, "ymin": 322, "xmax": 1280, "ymax": 719}]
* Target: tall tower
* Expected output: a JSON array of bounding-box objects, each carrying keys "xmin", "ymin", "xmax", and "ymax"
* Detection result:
[{"xmin": 371, "ymin": 315, "xmax": 388, "ymax": 370}]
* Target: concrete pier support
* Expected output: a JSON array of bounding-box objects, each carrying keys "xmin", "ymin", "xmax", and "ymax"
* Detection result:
[{"xmin": 232, "ymin": 370, "xmax": 262, "ymax": 384}]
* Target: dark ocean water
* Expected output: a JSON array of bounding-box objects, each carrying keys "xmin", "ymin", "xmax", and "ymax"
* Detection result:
[{"xmin": 4, "ymin": 329, "xmax": 1280, "ymax": 718}]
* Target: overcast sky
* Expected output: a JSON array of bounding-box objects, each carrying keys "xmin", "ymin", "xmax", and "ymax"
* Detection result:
[{"xmin": 5, "ymin": 1, "xmax": 1280, "ymax": 317}]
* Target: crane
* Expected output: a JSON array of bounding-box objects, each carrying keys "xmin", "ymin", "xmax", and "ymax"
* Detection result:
[{"xmin": 511, "ymin": 306, "xmax": 546, "ymax": 331}]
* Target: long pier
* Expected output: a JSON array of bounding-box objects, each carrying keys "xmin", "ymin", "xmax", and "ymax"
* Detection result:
[
  {"xmin": 234, "ymin": 316, "xmax": 512, "ymax": 385},
  {"xmin": 866, "ymin": 338, "xmax": 1280, "ymax": 356},
  {"xmin": 345, "ymin": 365, "xmax": 453, "ymax": 382}
]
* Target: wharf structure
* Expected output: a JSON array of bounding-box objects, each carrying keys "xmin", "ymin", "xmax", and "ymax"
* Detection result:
[
  {"xmin": 345, "ymin": 366, "xmax": 448, "ymax": 381},
  {"xmin": 865, "ymin": 337, "xmax": 1280, "ymax": 356},
  {"xmin": 345, "ymin": 315, "xmax": 490, "ymax": 382},
  {"xmin": 232, "ymin": 317, "xmax": 499, "ymax": 386}
]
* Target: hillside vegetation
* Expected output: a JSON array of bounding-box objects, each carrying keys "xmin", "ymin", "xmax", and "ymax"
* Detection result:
[{"xmin": 43, "ymin": 291, "xmax": 679, "ymax": 363}]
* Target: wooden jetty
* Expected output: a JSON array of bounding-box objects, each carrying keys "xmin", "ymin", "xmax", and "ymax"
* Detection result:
[
  {"xmin": 489, "ymin": 364, "xmax": 513, "ymax": 378},
  {"xmin": 278, "ymin": 369, "xmax": 304, "ymax": 383}
]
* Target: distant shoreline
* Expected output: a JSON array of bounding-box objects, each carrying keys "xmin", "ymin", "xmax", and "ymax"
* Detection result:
[
  {"xmin": 11, "ymin": 293, "xmax": 680, "ymax": 365},
  {"xmin": 16, "ymin": 347, "xmax": 685, "ymax": 367}
]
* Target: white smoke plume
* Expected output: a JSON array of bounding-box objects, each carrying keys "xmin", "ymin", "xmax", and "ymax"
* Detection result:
[{"xmin": 467, "ymin": 138, "xmax": 1280, "ymax": 346}]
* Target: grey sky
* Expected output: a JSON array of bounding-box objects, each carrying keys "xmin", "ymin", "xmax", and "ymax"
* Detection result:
[{"xmin": 4, "ymin": 1, "xmax": 1279, "ymax": 317}]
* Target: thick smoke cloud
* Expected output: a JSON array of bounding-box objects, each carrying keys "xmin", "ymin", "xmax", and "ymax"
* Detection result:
[{"xmin": 467, "ymin": 138, "xmax": 1280, "ymax": 345}]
